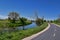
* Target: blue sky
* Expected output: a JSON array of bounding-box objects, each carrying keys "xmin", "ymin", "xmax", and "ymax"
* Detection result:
[{"xmin": 0, "ymin": 0, "xmax": 60, "ymax": 20}]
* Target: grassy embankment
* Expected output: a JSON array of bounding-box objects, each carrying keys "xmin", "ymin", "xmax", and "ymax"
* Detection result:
[
  {"xmin": 0, "ymin": 22, "xmax": 48, "ymax": 40},
  {"xmin": 0, "ymin": 20, "xmax": 32, "ymax": 28},
  {"xmin": 53, "ymin": 21, "xmax": 60, "ymax": 25}
]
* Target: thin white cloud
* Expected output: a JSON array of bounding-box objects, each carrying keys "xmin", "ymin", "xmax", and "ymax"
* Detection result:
[{"xmin": 0, "ymin": 15, "xmax": 8, "ymax": 19}]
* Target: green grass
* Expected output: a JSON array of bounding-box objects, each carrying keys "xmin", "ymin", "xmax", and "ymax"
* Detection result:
[
  {"xmin": 0, "ymin": 22, "xmax": 48, "ymax": 40},
  {"xmin": 54, "ymin": 22, "xmax": 60, "ymax": 25},
  {"xmin": 0, "ymin": 20, "xmax": 32, "ymax": 28},
  {"xmin": 53, "ymin": 21, "xmax": 60, "ymax": 25}
]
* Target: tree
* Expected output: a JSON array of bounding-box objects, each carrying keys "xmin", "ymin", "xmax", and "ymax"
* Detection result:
[
  {"xmin": 44, "ymin": 20, "xmax": 46, "ymax": 22},
  {"xmin": 35, "ymin": 18, "xmax": 43, "ymax": 26},
  {"xmin": 8, "ymin": 12, "xmax": 19, "ymax": 23},
  {"xmin": 57, "ymin": 14, "xmax": 60, "ymax": 22},
  {"xmin": 21, "ymin": 17, "xmax": 27, "ymax": 21},
  {"xmin": 20, "ymin": 18, "xmax": 26, "ymax": 30},
  {"xmin": 50, "ymin": 20, "xmax": 53, "ymax": 23},
  {"xmin": 42, "ymin": 16, "xmax": 44, "ymax": 24},
  {"xmin": 34, "ymin": 11, "xmax": 44, "ymax": 26}
]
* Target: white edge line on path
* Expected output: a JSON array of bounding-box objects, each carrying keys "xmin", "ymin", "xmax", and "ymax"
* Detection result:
[{"xmin": 22, "ymin": 23, "xmax": 50, "ymax": 40}]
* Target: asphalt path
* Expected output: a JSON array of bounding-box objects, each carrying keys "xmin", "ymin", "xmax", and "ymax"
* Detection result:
[{"xmin": 32, "ymin": 24, "xmax": 60, "ymax": 40}]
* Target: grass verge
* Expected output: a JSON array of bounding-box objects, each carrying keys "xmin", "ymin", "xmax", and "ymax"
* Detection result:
[
  {"xmin": 54, "ymin": 22, "xmax": 60, "ymax": 25},
  {"xmin": 0, "ymin": 22, "xmax": 48, "ymax": 40}
]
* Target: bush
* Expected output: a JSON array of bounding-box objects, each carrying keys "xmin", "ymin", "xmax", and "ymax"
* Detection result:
[{"xmin": 35, "ymin": 18, "xmax": 43, "ymax": 26}]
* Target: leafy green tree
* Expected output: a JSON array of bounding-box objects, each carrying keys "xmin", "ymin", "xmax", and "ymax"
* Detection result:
[
  {"xmin": 44, "ymin": 20, "xmax": 46, "ymax": 22},
  {"xmin": 20, "ymin": 18, "xmax": 26, "ymax": 30},
  {"xmin": 50, "ymin": 20, "xmax": 53, "ymax": 23},
  {"xmin": 21, "ymin": 17, "xmax": 27, "ymax": 21}
]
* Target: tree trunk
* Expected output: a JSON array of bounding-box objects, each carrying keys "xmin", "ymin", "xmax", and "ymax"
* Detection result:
[{"xmin": 23, "ymin": 26, "xmax": 25, "ymax": 30}]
